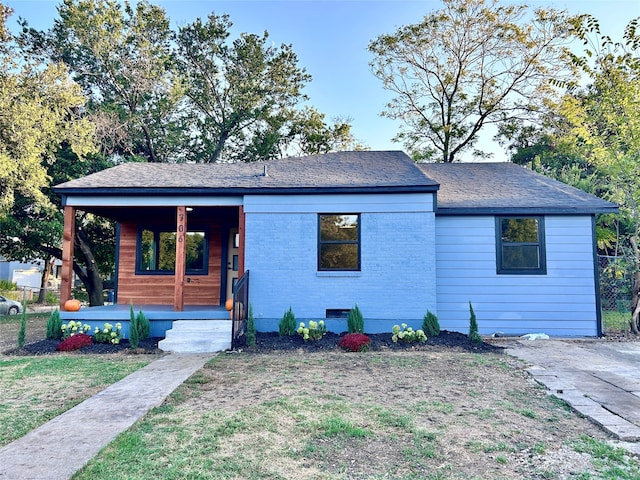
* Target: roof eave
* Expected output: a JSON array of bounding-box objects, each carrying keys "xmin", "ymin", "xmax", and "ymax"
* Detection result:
[
  {"xmin": 434, "ymin": 206, "xmax": 619, "ymax": 216},
  {"xmin": 54, "ymin": 184, "xmax": 439, "ymax": 196}
]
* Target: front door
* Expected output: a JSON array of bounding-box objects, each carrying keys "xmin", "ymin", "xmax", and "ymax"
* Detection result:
[{"xmin": 226, "ymin": 228, "xmax": 239, "ymax": 300}]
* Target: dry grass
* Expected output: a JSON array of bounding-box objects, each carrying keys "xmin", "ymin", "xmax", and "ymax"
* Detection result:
[{"xmin": 74, "ymin": 349, "xmax": 640, "ymax": 480}]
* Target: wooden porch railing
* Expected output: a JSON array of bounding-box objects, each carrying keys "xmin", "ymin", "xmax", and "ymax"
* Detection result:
[{"xmin": 232, "ymin": 270, "xmax": 249, "ymax": 349}]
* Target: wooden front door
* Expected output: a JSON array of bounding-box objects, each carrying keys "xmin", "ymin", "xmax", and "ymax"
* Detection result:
[{"xmin": 226, "ymin": 228, "xmax": 239, "ymax": 300}]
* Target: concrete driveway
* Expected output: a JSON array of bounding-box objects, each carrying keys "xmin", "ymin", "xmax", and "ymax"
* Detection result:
[{"xmin": 505, "ymin": 338, "xmax": 640, "ymax": 453}]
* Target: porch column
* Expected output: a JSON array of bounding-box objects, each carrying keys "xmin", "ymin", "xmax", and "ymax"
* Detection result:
[
  {"xmin": 174, "ymin": 206, "xmax": 187, "ymax": 311},
  {"xmin": 238, "ymin": 206, "xmax": 245, "ymax": 275},
  {"xmin": 59, "ymin": 206, "xmax": 76, "ymax": 308}
]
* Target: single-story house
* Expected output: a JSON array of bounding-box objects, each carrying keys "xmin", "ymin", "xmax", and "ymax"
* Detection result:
[{"xmin": 54, "ymin": 151, "xmax": 618, "ymax": 351}]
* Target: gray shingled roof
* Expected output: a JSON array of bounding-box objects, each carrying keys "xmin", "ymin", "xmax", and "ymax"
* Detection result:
[
  {"xmin": 55, "ymin": 151, "xmax": 438, "ymax": 194},
  {"xmin": 418, "ymin": 162, "xmax": 617, "ymax": 215},
  {"xmin": 55, "ymin": 151, "xmax": 617, "ymax": 215}
]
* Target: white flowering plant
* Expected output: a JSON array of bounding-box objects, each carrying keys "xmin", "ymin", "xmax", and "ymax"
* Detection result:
[
  {"xmin": 391, "ymin": 323, "xmax": 427, "ymax": 343},
  {"xmin": 60, "ymin": 320, "xmax": 91, "ymax": 340},
  {"xmin": 94, "ymin": 322, "xmax": 123, "ymax": 344},
  {"xmin": 297, "ymin": 320, "xmax": 327, "ymax": 341}
]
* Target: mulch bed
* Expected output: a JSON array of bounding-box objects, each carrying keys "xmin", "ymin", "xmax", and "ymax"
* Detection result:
[
  {"xmin": 243, "ymin": 330, "xmax": 504, "ymax": 354},
  {"xmin": 4, "ymin": 331, "xmax": 503, "ymax": 356}
]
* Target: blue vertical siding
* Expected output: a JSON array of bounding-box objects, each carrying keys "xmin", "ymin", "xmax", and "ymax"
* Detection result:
[
  {"xmin": 435, "ymin": 215, "xmax": 599, "ymax": 336},
  {"xmin": 244, "ymin": 194, "xmax": 437, "ymax": 333}
]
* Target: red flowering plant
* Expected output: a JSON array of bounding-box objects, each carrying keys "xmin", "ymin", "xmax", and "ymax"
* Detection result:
[
  {"xmin": 56, "ymin": 333, "xmax": 93, "ymax": 352},
  {"xmin": 338, "ymin": 333, "xmax": 372, "ymax": 352}
]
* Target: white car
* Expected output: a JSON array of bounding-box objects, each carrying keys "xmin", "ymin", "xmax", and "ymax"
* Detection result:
[{"xmin": 0, "ymin": 295, "xmax": 22, "ymax": 315}]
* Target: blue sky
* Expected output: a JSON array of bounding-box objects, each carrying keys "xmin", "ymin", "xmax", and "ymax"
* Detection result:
[{"xmin": 5, "ymin": 0, "xmax": 640, "ymax": 161}]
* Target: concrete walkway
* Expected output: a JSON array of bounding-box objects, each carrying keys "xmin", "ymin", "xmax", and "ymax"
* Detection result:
[
  {"xmin": 0, "ymin": 353, "xmax": 212, "ymax": 480},
  {"xmin": 505, "ymin": 338, "xmax": 640, "ymax": 455}
]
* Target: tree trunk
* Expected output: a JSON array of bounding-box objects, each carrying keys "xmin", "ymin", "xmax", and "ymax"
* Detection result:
[
  {"xmin": 75, "ymin": 230, "xmax": 105, "ymax": 307},
  {"xmin": 37, "ymin": 257, "xmax": 54, "ymax": 304}
]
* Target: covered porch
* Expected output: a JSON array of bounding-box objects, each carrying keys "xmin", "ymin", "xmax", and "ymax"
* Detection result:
[{"xmin": 59, "ymin": 304, "xmax": 230, "ymax": 337}]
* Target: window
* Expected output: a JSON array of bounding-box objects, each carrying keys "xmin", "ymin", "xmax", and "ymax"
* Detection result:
[
  {"xmin": 318, "ymin": 214, "xmax": 360, "ymax": 271},
  {"xmin": 496, "ymin": 216, "xmax": 546, "ymax": 274},
  {"xmin": 137, "ymin": 227, "xmax": 208, "ymax": 274}
]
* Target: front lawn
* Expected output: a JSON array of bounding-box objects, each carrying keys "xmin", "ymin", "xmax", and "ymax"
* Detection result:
[
  {"xmin": 73, "ymin": 350, "xmax": 640, "ymax": 480},
  {"xmin": 0, "ymin": 355, "xmax": 152, "ymax": 447}
]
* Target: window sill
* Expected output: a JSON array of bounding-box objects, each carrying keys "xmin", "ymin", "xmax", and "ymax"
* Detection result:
[{"xmin": 316, "ymin": 271, "xmax": 362, "ymax": 278}]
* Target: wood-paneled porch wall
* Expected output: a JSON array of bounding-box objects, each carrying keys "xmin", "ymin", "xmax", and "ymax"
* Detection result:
[{"xmin": 117, "ymin": 222, "xmax": 223, "ymax": 306}]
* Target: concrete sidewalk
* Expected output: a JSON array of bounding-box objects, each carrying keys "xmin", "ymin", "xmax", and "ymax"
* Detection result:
[
  {"xmin": 505, "ymin": 338, "xmax": 640, "ymax": 455},
  {"xmin": 0, "ymin": 353, "xmax": 213, "ymax": 480}
]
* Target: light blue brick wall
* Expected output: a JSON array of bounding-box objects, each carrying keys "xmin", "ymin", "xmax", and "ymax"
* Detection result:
[{"xmin": 244, "ymin": 193, "xmax": 436, "ymax": 333}]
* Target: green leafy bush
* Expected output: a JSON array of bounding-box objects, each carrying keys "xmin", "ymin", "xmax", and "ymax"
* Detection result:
[
  {"xmin": 46, "ymin": 309, "xmax": 63, "ymax": 340},
  {"xmin": 297, "ymin": 320, "xmax": 327, "ymax": 341},
  {"xmin": 0, "ymin": 280, "xmax": 17, "ymax": 291},
  {"xmin": 391, "ymin": 323, "xmax": 427, "ymax": 343},
  {"xmin": 347, "ymin": 304, "xmax": 364, "ymax": 333},
  {"xmin": 246, "ymin": 304, "xmax": 256, "ymax": 346},
  {"xmin": 279, "ymin": 307, "xmax": 297, "ymax": 336},
  {"xmin": 94, "ymin": 322, "xmax": 122, "ymax": 344},
  {"xmin": 61, "ymin": 320, "xmax": 91, "ymax": 340},
  {"xmin": 468, "ymin": 302, "xmax": 482, "ymax": 344},
  {"xmin": 422, "ymin": 310, "xmax": 440, "ymax": 337},
  {"xmin": 338, "ymin": 333, "xmax": 371, "ymax": 352}
]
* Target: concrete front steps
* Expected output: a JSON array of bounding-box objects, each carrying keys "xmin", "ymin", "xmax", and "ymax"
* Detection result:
[{"xmin": 158, "ymin": 320, "xmax": 232, "ymax": 353}]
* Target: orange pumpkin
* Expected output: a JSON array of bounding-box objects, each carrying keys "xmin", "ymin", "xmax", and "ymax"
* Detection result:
[
  {"xmin": 64, "ymin": 299, "xmax": 81, "ymax": 312},
  {"xmin": 225, "ymin": 298, "xmax": 234, "ymax": 311}
]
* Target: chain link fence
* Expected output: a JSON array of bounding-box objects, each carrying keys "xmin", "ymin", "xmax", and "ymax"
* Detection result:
[
  {"xmin": 0, "ymin": 285, "xmax": 60, "ymax": 314},
  {"xmin": 599, "ymin": 255, "xmax": 633, "ymax": 333}
]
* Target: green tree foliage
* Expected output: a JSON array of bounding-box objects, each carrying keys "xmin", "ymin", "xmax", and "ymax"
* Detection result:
[
  {"xmin": 0, "ymin": 4, "xmax": 94, "ymax": 218},
  {"xmin": 175, "ymin": 13, "xmax": 350, "ymax": 162},
  {"xmin": 559, "ymin": 16, "xmax": 640, "ymax": 333},
  {"xmin": 368, "ymin": 0, "xmax": 572, "ymax": 162},
  {"xmin": 23, "ymin": 0, "xmax": 184, "ymax": 163}
]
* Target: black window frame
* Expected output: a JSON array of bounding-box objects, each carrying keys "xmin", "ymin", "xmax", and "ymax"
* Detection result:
[
  {"xmin": 495, "ymin": 216, "xmax": 546, "ymax": 275},
  {"xmin": 135, "ymin": 225, "xmax": 209, "ymax": 275},
  {"xmin": 317, "ymin": 213, "xmax": 361, "ymax": 271}
]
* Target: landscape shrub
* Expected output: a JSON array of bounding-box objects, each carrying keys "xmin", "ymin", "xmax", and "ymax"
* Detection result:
[
  {"xmin": 279, "ymin": 307, "xmax": 297, "ymax": 336},
  {"xmin": 135, "ymin": 310, "xmax": 150, "ymax": 340},
  {"xmin": 246, "ymin": 304, "xmax": 256, "ymax": 346},
  {"xmin": 391, "ymin": 323, "xmax": 427, "ymax": 343},
  {"xmin": 46, "ymin": 309, "xmax": 63, "ymax": 340},
  {"xmin": 297, "ymin": 320, "xmax": 327, "ymax": 341},
  {"xmin": 94, "ymin": 322, "xmax": 122, "ymax": 344},
  {"xmin": 0, "ymin": 280, "xmax": 17, "ymax": 291},
  {"xmin": 338, "ymin": 333, "xmax": 371, "ymax": 352},
  {"xmin": 422, "ymin": 310, "xmax": 440, "ymax": 337},
  {"xmin": 468, "ymin": 302, "xmax": 482, "ymax": 344},
  {"xmin": 56, "ymin": 333, "xmax": 93, "ymax": 352},
  {"xmin": 347, "ymin": 304, "xmax": 364, "ymax": 333},
  {"xmin": 129, "ymin": 304, "xmax": 139, "ymax": 349},
  {"xmin": 61, "ymin": 320, "xmax": 91, "ymax": 340},
  {"xmin": 17, "ymin": 313, "xmax": 26, "ymax": 348}
]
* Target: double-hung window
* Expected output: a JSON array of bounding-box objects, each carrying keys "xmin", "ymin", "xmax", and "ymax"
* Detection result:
[
  {"xmin": 318, "ymin": 214, "xmax": 360, "ymax": 271},
  {"xmin": 137, "ymin": 227, "xmax": 208, "ymax": 275},
  {"xmin": 496, "ymin": 216, "xmax": 546, "ymax": 275}
]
